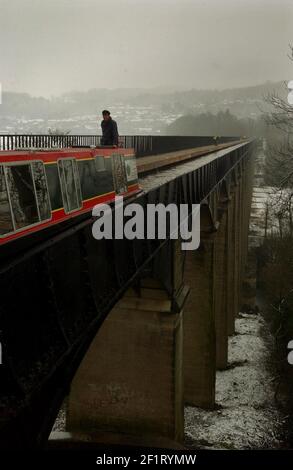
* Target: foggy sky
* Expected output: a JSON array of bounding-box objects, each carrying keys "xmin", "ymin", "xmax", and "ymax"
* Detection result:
[{"xmin": 0, "ymin": 0, "xmax": 292, "ymax": 97}]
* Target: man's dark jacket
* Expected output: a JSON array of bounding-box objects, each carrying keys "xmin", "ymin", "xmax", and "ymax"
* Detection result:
[{"xmin": 101, "ymin": 117, "xmax": 119, "ymax": 146}]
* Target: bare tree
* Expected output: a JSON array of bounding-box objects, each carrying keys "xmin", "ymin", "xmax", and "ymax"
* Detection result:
[
  {"xmin": 264, "ymin": 45, "xmax": 293, "ymax": 187},
  {"xmin": 47, "ymin": 127, "xmax": 71, "ymax": 148},
  {"xmin": 48, "ymin": 127, "xmax": 70, "ymax": 136}
]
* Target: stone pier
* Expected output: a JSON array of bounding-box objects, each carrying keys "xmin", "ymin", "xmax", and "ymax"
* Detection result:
[
  {"xmin": 183, "ymin": 204, "xmax": 216, "ymax": 408},
  {"xmin": 67, "ymin": 283, "xmax": 184, "ymax": 442}
]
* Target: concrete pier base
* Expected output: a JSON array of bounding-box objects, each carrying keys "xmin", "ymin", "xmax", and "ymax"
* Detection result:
[
  {"xmin": 214, "ymin": 208, "xmax": 229, "ymax": 370},
  {"xmin": 67, "ymin": 285, "xmax": 184, "ymax": 442},
  {"xmin": 183, "ymin": 240, "xmax": 216, "ymax": 408}
]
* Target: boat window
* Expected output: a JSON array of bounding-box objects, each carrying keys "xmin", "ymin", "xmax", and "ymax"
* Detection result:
[
  {"xmin": 32, "ymin": 161, "xmax": 51, "ymax": 221},
  {"xmin": 111, "ymin": 154, "xmax": 128, "ymax": 195},
  {"xmin": 0, "ymin": 161, "xmax": 52, "ymax": 237},
  {"xmin": 78, "ymin": 159, "xmax": 114, "ymax": 200},
  {"xmin": 45, "ymin": 164, "xmax": 63, "ymax": 211},
  {"xmin": 5, "ymin": 164, "xmax": 39, "ymax": 229},
  {"xmin": 0, "ymin": 165, "xmax": 14, "ymax": 235},
  {"xmin": 95, "ymin": 156, "xmax": 106, "ymax": 172},
  {"xmin": 57, "ymin": 158, "xmax": 82, "ymax": 213},
  {"xmin": 78, "ymin": 160, "xmax": 98, "ymax": 200},
  {"xmin": 125, "ymin": 157, "xmax": 138, "ymax": 183},
  {"xmin": 72, "ymin": 159, "xmax": 82, "ymax": 205}
]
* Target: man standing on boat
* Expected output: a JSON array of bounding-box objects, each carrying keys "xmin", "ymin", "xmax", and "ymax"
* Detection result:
[{"xmin": 100, "ymin": 110, "xmax": 119, "ymax": 147}]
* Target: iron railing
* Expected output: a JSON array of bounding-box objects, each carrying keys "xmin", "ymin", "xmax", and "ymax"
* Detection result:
[{"xmin": 0, "ymin": 134, "xmax": 240, "ymax": 157}]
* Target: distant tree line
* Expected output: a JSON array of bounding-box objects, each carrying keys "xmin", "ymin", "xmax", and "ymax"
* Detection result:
[{"xmin": 165, "ymin": 109, "xmax": 270, "ymax": 138}]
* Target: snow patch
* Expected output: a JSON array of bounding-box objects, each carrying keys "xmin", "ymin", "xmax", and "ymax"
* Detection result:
[{"xmin": 185, "ymin": 313, "xmax": 284, "ymax": 449}]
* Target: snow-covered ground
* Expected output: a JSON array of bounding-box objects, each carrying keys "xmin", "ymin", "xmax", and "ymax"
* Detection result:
[{"xmin": 185, "ymin": 313, "xmax": 285, "ymax": 449}]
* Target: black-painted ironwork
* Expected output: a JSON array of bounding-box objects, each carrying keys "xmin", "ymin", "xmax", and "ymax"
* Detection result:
[
  {"xmin": 0, "ymin": 140, "xmax": 255, "ymax": 449},
  {"xmin": 0, "ymin": 134, "xmax": 238, "ymax": 156}
]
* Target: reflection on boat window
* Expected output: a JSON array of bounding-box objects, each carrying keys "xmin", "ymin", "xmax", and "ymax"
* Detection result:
[
  {"xmin": 111, "ymin": 154, "xmax": 127, "ymax": 195},
  {"xmin": 57, "ymin": 158, "xmax": 82, "ymax": 213},
  {"xmin": 32, "ymin": 161, "xmax": 51, "ymax": 221},
  {"xmin": 0, "ymin": 161, "xmax": 51, "ymax": 236},
  {"xmin": 6, "ymin": 164, "xmax": 39, "ymax": 229},
  {"xmin": 58, "ymin": 159, "xmax": 68, "ymax": 212},
  {"xmin": 0, "ymin": 165, "xmax": 14, "ymax": 235},
  {"xmin": 72, "ymin": 159, "xmax": 82, "ymax": 205}
]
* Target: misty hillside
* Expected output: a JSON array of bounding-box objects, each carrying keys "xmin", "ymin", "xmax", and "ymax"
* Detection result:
[{"xmin": 0, "ymin": 81, "xmax": 286, "ymax": 135}]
